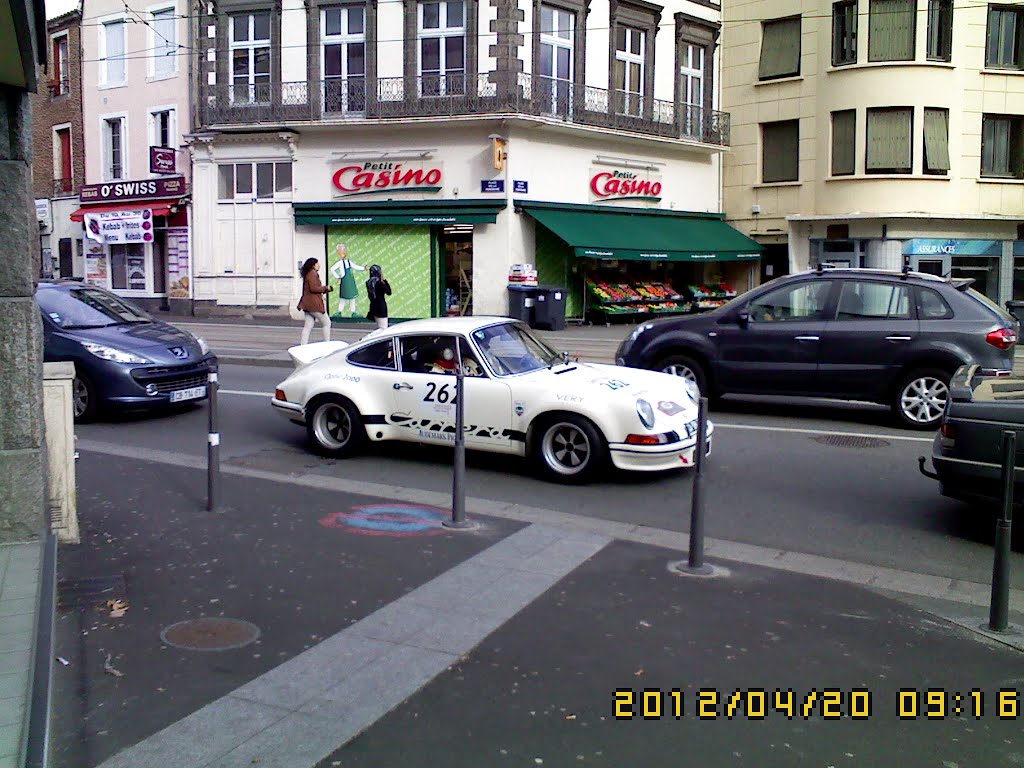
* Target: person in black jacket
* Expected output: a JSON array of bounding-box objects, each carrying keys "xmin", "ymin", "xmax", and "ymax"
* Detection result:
[{"xmin": 365, "ymin": 264, "xmax": 392, "ymax": 328}]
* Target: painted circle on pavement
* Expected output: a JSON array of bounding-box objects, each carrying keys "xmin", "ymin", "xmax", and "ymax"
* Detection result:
[{"xmin": 319, "ymin": 503, "xmax": 447, "ymax": 537}]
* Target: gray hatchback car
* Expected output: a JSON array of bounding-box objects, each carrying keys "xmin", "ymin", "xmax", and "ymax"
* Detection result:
[{"xmin": 615, "ymin": 267, "xmax": 1018, "ymax": 429}]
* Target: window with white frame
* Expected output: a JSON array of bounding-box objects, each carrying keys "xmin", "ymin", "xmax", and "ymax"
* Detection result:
[
  {"xmin": 418, "ymin": 1, "xmax": 466, "ymax": 96},
  {"xmin": 52, "ymin": 33, "xmax": 69, "ymax": 94},
  {"xmin": 230, "ymin": 12, "xmax": 271, "ymax": 104},
  {"xmin": 151, "ymin": 6, "xmax": 177, "ymax": 77},
  {"xmin": 322, "ymin": 6, "xmax": 366, "ymax": 113},
  {"xmin": 679, "ymin": 43, "xmax": 704, "ymax": 137},
  {"xmin": 151, "ymin": 109, "xmax": 174, "ymax": 148},
  {"xmin": 217, "ymin": 162, "xmax": 293, "ymax": 200},
  {"xmin": 104, "ymin": 117, "xmax": 126, "ymax": 180},
  {"xmin": 539, "ymin": 5, "xmax": 574, "ymax": 116},
  {"xmin": 102, "ymin": 19, "xmax": 126, "ymax": 85},
  {"xmin": 614, "ymin": 25, "xmax": 645, "ymax": 116}
]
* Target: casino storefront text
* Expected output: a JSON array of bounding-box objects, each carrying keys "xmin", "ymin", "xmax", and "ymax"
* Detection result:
[{"xmin": 613, "ymin": 688, "xmax": 1021, "ymax": 721}]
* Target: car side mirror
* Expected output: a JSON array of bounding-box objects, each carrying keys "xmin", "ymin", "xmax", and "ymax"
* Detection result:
[{"xmin": 737, "ymin": 310, "xmax": 750, "ymax": 328}]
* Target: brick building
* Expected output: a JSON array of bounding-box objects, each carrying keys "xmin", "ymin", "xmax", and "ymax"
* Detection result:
[{"xmin": 31, "ymin": 7, "xmax": 85, "ymax": 279}]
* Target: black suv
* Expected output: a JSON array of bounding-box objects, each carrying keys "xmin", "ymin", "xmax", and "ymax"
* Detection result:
[{"xmin": 615, "ymin": 268, "xmax": 1018, "ymax": 429}]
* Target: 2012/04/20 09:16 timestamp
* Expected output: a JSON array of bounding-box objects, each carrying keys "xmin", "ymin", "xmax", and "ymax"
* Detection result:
[{"xmin": 613, "ymin": 688, "xmax": 1022, "ymax": 720}]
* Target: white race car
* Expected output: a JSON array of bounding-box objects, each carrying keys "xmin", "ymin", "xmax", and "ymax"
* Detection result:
[{"xmin": 271, "ymin": 317, "xmax": 712, "ymax": 483}]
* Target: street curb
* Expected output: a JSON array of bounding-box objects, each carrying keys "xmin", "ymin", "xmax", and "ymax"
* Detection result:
[{"xmin": 217, "ymin": 355, "xmax": 294, "ymax": 369}]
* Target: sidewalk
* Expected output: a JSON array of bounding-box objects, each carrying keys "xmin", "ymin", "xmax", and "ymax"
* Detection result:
[{"xmin": 56, "ymin": 448, "xmax": 1024, "ymax": 768}]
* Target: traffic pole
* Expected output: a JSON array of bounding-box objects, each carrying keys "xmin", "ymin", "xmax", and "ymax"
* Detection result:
[
  {"xmin": 987, "ymin": 430, "xmax": 1015, "ymax": 632},
  {"xmin": 686, "ymin": 396, "xmax": 711, "ymax": 573},
  {"xmin": 444, "ymin": 345, "xmax": 472, "ymax": 529},
  {"xmin": 207, "ymin": 370, "xmax": 220, "ymax": 512}
]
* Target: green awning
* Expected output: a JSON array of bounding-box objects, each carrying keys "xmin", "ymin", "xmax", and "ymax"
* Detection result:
[
  {"xmin": 519, "ymin": 202, "xmax": 762, "ymax": 262},
  {"xmin": 293, "ymin": 199, "xmax": 506, "ymax": 226}
]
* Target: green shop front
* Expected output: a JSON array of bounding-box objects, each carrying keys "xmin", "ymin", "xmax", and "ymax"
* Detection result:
[
  {"xmin": 293, "ymin": 199, "xmax": 505, "ymax": 321},
  {"xmin": 517, "ymin": 202, "xmax": 764, "ymax": 323}
]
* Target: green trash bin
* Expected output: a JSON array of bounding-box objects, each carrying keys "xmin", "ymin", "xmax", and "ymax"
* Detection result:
[{"xmin": 533, "ymin": 286, "xmax": 567, "ymax": 331}]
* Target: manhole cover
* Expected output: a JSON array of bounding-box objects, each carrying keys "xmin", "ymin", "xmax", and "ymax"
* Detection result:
[
  {"xmin": 160, "ymin": 617, "xmax": 260, "ymax": 651},
  {"xmin": 812, "ymin": 434, "xmax": 891, "ymax": 449}
]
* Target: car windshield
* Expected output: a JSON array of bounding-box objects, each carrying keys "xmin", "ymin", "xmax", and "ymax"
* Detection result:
[
  {"xmin": 472, "ymin": 322, "xmax": 562, "ymax": 375},
  {"xmin": 37, "ymin": 286, "xmax": 152, "ymax": 329}
]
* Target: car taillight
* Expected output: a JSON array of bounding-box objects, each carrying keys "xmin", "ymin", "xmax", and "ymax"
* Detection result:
[
  {"xmin": 986, "ymin": 328, "xmax": 1017, "ymax": 350},
  {"xmin": 940, "ymin": 422, "xmax": 956, "ymax": 448}
]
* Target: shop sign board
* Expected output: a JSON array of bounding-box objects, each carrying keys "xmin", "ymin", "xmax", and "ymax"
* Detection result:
[
  {"xmin": 79, "ymin": 176, "xmax": 186, "ymax": 203},
  {"xmin": 84, "ymin": 209, "xmax": 155, "ymax": 245},
  {"xmin": 332, "ymin": 161, "xmax": 444, "ymax": 197},
  {"xmin": 903, "ymin": 238, "xmax": 1002, "ymax": 257},
  {"xmin": 481, "ymin": 179, "xmax": 504, "ymax": 193},
  {"xmin": 149, "ymin": 146, "xmax": 176, "ymax": 175},
  {"xmin": 35, "ymin": 198, "xmax": 51, "ymax": 225},
  {"xmin": 589, "ymin": 167, "xmax": 662, "ymax": 203}
]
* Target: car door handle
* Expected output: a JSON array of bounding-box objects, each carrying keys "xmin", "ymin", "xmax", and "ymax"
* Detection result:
[
  {"xmin": 885, "ymin": 335, "xmax": 912, "ymax": 341},
  {"xmin": 393, "ymin": 382, "xmax": 413, "ymax": 390},
  {"xmin": 793, "ymin": 335, "xmax": 820, "ymax": 342}
]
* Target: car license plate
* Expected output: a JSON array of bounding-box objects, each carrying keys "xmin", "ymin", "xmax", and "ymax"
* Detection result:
[{"xmin": 170, "ymin": 386, "xmax": 206, "ymax": 403}]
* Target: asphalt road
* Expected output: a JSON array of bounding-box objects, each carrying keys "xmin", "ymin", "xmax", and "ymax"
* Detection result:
[{"xmin": 76, "ymin": 364, "xmax": 1024, "ymax": 591}]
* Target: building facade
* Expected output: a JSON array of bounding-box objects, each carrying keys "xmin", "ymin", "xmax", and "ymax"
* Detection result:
[
  {"xmin": 78, "ymin": 0, "xmax": 193, "ymax": 311},
  {"xmin": 722, "ymin": 0, "xmax": 1024, "ymax": 303},
  {"xmin": 30, "ymin": 9, "xmax": 86, "ymax": 280},
  {"xmin": 188, "ymin": 0, "xmax": 762, "ymax": 321}
]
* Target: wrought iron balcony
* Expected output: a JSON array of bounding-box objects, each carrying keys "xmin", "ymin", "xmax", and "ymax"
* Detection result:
[{"xmin": 200, "ymin": 73, "xmax": 730, "ymax": 146}]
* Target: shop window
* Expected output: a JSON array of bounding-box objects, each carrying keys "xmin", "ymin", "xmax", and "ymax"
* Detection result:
[
  {"xmin": 102, "ymin": 19, "xmax": 126, "ymax": 86},
  {"xmin": 418, "ymin": 1, "xmax": 466, "ymax": 96},
  {"xmin": 952, "ymin": 256, "xmax": 1000, "ymax": 301},
  {"xmin": 322, "ymin": 5, "xmax": 366, "ymax": 114},
  {"xmin": 759, "ymin": 16, "xmax": 801, "ymax": 80},
  {"xmin": 868, "ymin": 0, "xmax": 915, "ymax": 62},
  {"xmin": 831, "ymin": 110, "xmax": 856, "ymax": 176},
  {"xmin": 832, "ymin": 1, "xmax": 857, "ymax": 66},
  {"xmin": 836, "ymin": 281, "xmax": 911, "ymax": 320},
  {"xmin": 986, "ymin": 5, "xmax": 1024, "ymax": 70},
  {"xmin": 218, "ymin": 162, "xmax": 292, "ymax": 200},
  {"xmin": 150, "ymin": 6, "xmax": 177, "ymax": 78},
  {"xmin": 866, "ymin": 107, "xmax": 912, "ymax": 174},
  {"xmin": 230, "ymin": 12, "xmax": 271, "ymax": 104},
  {"xmin": 104, "ymin": 116, "xmax": 126, "ymax": 181},
  {"xmin": 747, "ymin": 281, "xmax": 830, "ymax": 322},
  {"xmin": 348, "ymin": 339, "xmax": 396, "ymax": 370},
  {"xmin": 981, "ymin": 114, "xmax": 1024, "ymax": 178},
  {"xmin": 762, "ymin": 120, "xmax": 799, "ymax": 183},
  {"xmin": 923, "ymin": 108, "xmax": 950, "ymax": 174},
  {"xmin": 926, "ymin": 0, "xmax": 953, "ymax": 62},
  {"xmin": 110, "ymin": 243, "xmax": 147, "ymax": 291},
  {"xmin": 917, "ymin": 286, "xmax": 953, "ymax": 319}
]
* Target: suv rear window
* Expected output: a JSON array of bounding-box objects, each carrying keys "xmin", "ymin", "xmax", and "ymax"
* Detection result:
[
  {"xmin": 965, "ymin": 287, "xmax": 1008, "ymax": 319},
  {"xmin": 916, "ymin": 287, "xmax": 953, "ymax": 320}
]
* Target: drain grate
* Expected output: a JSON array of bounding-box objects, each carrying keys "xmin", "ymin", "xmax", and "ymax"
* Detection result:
[
  {"xmin": 57, "ymin": 574, "xmax": 126, "ymax": 609},
  {"xmin": 160, "ymin": 617, "xmax": 261, "ymax": 651},
  {"xmin": 812, "ymin": 434, "xmax": 891, "ymax": 449}
]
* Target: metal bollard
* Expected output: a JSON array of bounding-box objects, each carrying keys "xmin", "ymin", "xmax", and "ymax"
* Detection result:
[
  {"xmin": 687, "ymin": 396, "xmax": 710, "ymax": 573},
  {"xmin": 207, "ymin": 370, "xmax": 220, "ymax": 512},
  {"xmin": 444, "ymin": 346, "xmax": 471, "ymax": 529},
  {"xmin": 987, "ymin": 430, "xmax": 1015, "ymax": 632}
]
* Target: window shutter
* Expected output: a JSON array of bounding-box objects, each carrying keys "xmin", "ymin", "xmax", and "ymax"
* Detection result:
[
  {"xmin": 869, "ymin": 0, "xmax": 915, "ymax": 61},
  {"xmin": 923, "ymin": 108, "xmax": 950, "ymax": 171},
  {"xmin": 867, "ymin": 109, "xmax": 911, "ymax": 171},
  {"xmin": 759, "ymin": 17, "xmax": 801, "ymax": 79},
  {"xmin": 831, "ymin": 110, "xmax": 856, "ymax": 175},
  {"xmin": 763, "ymin": 120, "xmax": 799, "ymax": 182}
]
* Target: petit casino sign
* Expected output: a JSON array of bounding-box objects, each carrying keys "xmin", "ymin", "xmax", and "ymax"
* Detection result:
[
  {"xmin": 590, "ymin": 169, "xmax": 662, "ymax": 202},
  {"xmin": 332, "ymin": 162, "xmax": 443, "ymax": 196}
]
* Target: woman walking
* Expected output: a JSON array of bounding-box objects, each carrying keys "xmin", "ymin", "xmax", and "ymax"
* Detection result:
[
  {"xmin": 365, "ymin": 264, "xmax": 392, "ymax": 329},
  {"xmin": 297, "ymin": 257, "xmax": 333, "ymax": 344}
]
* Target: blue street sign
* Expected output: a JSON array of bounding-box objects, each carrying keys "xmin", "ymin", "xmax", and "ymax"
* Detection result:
[
  {"xmin": 481, "ymin": 179, "xmax": 504, "ymax": 193},
  {"xmin": 513, "ymin": 180, "xmax": 528, "ymax": 194}
]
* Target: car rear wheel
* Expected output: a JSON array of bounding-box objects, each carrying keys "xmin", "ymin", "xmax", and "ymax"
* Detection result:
[
  {"xmin": 893, "ymin": 368, "xmax": 950, "ymax": 430},
  {"xmin": 72, "ymin": 369, "xmax": 98, "ymax": 423},
  {"xmin": 306, "ymin": 396, "xmax": 365, "ymax": 457},
  {"xmin": 657, "ymin": 354, "xmax": 708, "ymax": 395},
  {"xmin": 533, "ymin": 415, "xmax": 607, "ymax": 484}
]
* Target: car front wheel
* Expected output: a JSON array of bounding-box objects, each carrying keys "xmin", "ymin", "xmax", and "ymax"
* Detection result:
[
  {"xmin": 893, "ymin": 368, "xmax": 950, "ymax": 430},
  {"xmin": 533, "ymin": 415, "xmax": 607, "ymax": 484},
  {"xmin": 72, "ymin": 369, "xmax": 98, "ymax": 423},
  {"xmin": 306, "ymin": 396, "xmax": 366, "ymax": 457},
  {"xmin": 657, "ymin": 353, "xmax": 708, "ymax": 395}
]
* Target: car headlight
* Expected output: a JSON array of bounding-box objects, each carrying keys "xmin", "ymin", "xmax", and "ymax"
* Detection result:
[
  {"xmin": 195, "ymin": 336, "xmax": 210, "ymax": 356},
  {"xmin": 82, "ymin": 342, "xmax": 149, "ymax": 364},
  {"xmin": 636, "ymin": 398, "xmax": 655, "ymax": 429},
  {"xmin": 681, "ymin": 378, "xmax": 700, "ymax": 403}
]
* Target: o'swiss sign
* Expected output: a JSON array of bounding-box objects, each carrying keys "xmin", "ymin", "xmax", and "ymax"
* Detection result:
[
  {"xmin": 332, "ymin": 161, "xmax": 443, "ymax": 196},
  {"xmin": 590, "ymin": 168, "xmax": 662, "ymax": 202}
]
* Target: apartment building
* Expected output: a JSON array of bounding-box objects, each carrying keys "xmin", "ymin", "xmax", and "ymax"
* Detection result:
[
  {"xmin": 723, "ymin": 0, "xmax": 1024, "ymax": 304},
  {"xmin": 77, "ymin": 0, "xmax": 192, "ymax": 311},
  {"xmin": 188, "ymin": 0, "xmax": 762, "ymax": 321},
  {"xmin": 31, "ymin": 8, "xmax": 86, "ymax": 279}
]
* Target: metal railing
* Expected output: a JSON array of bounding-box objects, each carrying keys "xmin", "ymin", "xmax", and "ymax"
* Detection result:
[{"xmin": 200, "ymin": 73, "xmax": 730, "ymax": 146}]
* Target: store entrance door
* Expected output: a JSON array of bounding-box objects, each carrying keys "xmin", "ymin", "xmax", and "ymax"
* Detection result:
[
  {"xmin": 441, "ymin": 225, "xmax": 473, "ymax": 316},
  {"xmin": 909, "ymin": 254, "xmax": 950, "ymax": 277}
]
